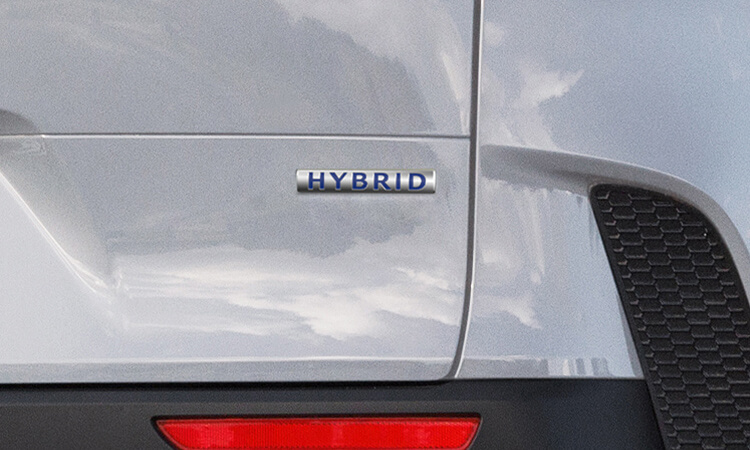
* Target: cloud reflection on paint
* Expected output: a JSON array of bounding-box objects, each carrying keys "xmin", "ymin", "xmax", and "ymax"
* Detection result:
[
  {"xmin": 115, "ymin": 225, "xmax": 463, "ymax": 342},
  {"xmin": 276, "ymin": 0, "xmax": 472, "ymax": 133},
  {"xmin": 479, "ymin": 0, "xmax": 750, "ymax": 253},
  {"xmin": 0, "ymin": 135, "xmax": 471, "ymax": 368}
]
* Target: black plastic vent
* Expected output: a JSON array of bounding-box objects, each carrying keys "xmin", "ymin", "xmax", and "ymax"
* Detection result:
[{"xmin": 591, "ymin": 185, "xmax": 750, "ymax": 449}]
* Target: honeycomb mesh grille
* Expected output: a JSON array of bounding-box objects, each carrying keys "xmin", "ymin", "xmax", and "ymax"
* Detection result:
[{"xmin": 591, "ymin": 185, "xmax": 750, "ymax": 450}]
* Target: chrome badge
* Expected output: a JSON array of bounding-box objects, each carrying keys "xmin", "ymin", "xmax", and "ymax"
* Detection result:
[{"xmin": 296, "ymin": 170, "xmax": 436, "ymax": 193}]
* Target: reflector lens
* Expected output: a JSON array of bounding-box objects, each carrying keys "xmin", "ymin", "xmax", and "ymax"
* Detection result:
[{"xmin": 156, "ymin": 416, "xmax": 480, "ymax": 450}]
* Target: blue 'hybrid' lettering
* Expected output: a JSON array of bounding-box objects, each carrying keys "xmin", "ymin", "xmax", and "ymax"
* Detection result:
[
  {"xmin": 329, "ymin": 172, "xmax": 347, "ymax": 190},
  {"xmin": 409, "ymin": 173, "xmax": 426, "ymax": 191},
  {"xmin": 297, "ymin": 170, "xmax": 433, "ymax": 193},
  {"xmin": 352, "ymin": 172, "xmax": 368, "ymax": 190},
  {"xmin": 373, "ymin": 173, "xmax": 391, "ymax": 191},
  {"xmin": 308, "ymin": 172, "xmax": 325, "ymax": 190}
]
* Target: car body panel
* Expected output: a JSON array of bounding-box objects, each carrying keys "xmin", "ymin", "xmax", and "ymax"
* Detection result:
[
  {"xmin": 460, "ymin": 147, "xmax": 641, "ymax": 378},
  {"xmin": 0, "ymin": 135, "xmax": 468, "ymax": 382},
  {"xmin": 479, "ymin": 0, "xmax": 750, "ymax": 253},
  {"xmin": 1, "ymin": 0, "xmax": 749, "ymax": 390},
  {"xmin": 458, "ymin": 0, "xmax": 750, "ymax": 381},
  {"xmin": 0, "ymin": 0, "xmax": 472, "ymax": 136},
  {"xmin": 459, "ymin": 145, "xmax": 750, "ymax": 379}
]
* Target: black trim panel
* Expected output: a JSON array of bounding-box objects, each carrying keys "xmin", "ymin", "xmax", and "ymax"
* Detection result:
[
  {"xmin": 0, "ymin": 380, "xmax": 660, "ymax": 449},
  {"xmin": 592, "ymin": 185, "xmax": 750, "ymax": 449}
]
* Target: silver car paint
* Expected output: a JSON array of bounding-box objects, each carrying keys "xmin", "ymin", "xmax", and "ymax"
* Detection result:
[
  {"xmin": 0, "ymin": 0, "xmax": 474, "ymax": 382},
  {"xmin": 458, "ymin": 0, "xmax": 750, "ymax": 378},
  {"xmin": 478, "ymin": 0, "xmax": 750, "ymax": 251},
  {"xmin": 459, "ymin": 146, "xmax": 750, "ymax": 378},
  {"xmin": 0, "ymin": 135, "xmax": 468, "ymax": 382},
  {"xmin": 1, "ymin": 0, "xmax": 748, "ymax": 382},
  {"xmin": 0, "ymin": 1, "xmax": 471, "ymax": 136},
  {"xmin": 459, "ymin": 148, "xmax": 641, "ymax": 378}
]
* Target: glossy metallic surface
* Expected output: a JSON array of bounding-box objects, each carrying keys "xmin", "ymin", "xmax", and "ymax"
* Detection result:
[
  {"xmin": 5, "ymin": 0, "xmax": 745, "ymax": 384},
  {"xmin": 458, "ymin": 146, "xmax": 750, "ymax": 380},
  {"xmin": 0, "ymin": 1, "xmax": 472, "ymax": 136},
  {"xmin": 479, "ymin": 0, "xmax": 750, "ymax": 252},
  {"xmin": 459, "ymin": 146, "xmax": 641, "ymax": 378},
  {"xmin": 461, "ymin": 0, "xmax": 750, "ymax": 379},
  {"xmin": 0, "ymin": 136, "xmax": 468, "ymax": 382}
]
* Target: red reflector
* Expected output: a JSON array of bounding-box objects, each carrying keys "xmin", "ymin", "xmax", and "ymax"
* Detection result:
[{"xmin": 156, "ymin": 416, "xmax": 480, "ymax": 450}]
